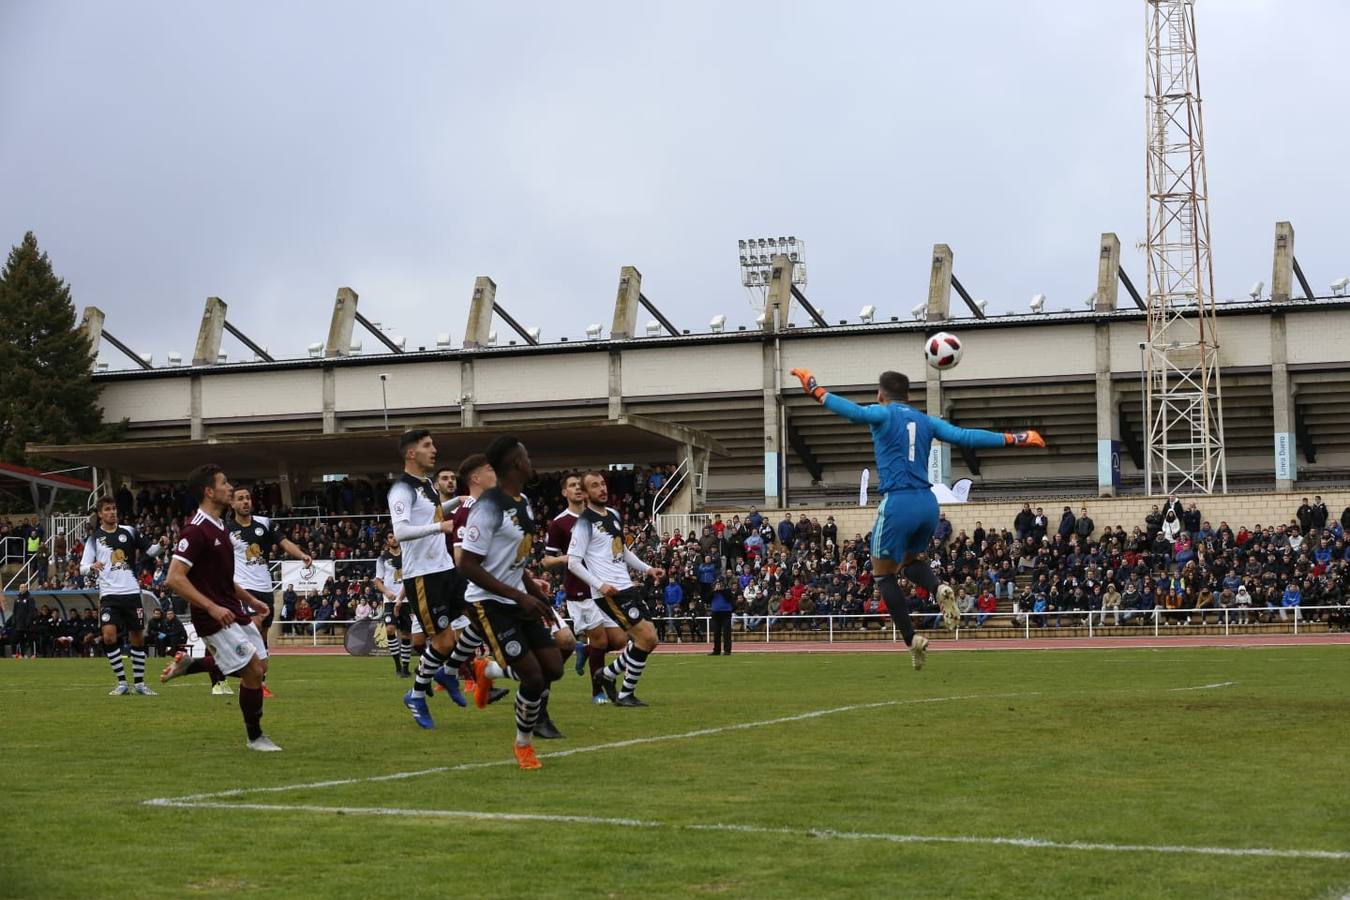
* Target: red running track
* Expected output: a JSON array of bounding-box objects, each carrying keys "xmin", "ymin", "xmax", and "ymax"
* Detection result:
[{"xmin": 272, "ymin": 633, "xmax": 1350, "ymax": 656}]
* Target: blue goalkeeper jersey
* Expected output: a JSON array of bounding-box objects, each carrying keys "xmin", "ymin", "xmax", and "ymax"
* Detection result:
[{"xmin": 821, "ymin": 394, "xmax": 1007, "ymax": 494}]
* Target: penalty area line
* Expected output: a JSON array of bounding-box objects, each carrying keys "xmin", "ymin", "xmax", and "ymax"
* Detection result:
[{"xmin": 141, "ymin": 799, "xmax": 1350, "ymax": 862}]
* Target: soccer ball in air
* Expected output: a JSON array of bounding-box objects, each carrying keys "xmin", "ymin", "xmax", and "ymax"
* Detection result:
[{"xmin": 924, "ymin": 331, "xmax": 963, "ymax": 371}]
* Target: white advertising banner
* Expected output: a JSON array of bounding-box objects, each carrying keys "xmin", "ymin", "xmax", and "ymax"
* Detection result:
[{"xmin": 280, "ymin": 559, "xmax": 335, "ymax": 594}]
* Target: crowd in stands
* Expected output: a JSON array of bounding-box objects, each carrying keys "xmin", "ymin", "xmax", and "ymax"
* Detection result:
[{"xmin": 7, "ymin": 474, "xmax": 1350, "ymax": 655}]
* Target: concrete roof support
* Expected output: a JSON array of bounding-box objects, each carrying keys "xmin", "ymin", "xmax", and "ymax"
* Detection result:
[
  {"xmin": 463, "ymin": 277, "xmax": 496, "ymax": 350},
  {"xmin": 79, "ymin": 307, "xmax": 105, "ymax": 358},
  {"xmin": 611, "ymin": 266, "xmax": 642, "ymax": 340},
  {"xmin": 1271, "ymin": 221, "xmax": 1295, "ymax": 304},
  {"xmin": 1271, "ymin": 311, "xmax": 1296, "ymax": 489},
  {"xmin": 325, "ymin": 288, "xmax": 359, "ymax": 358},
  {"xmin": 764, "ymin": 254, "xmax": 794, "ymax": 333},
  {"xmin": 926, "ymin": 244, "xmax": 953, "ymax": 322},
  {"xmin": 1095, "ymin": 322, "xmax": 1119, "ymax": 496},
  {"xmin": 193, "ymin": 297, "xmax": 228, "ymax": 365},
  {"xmin": 1095, "ymin": 233, "xmax": 1121, "ymax": 312}
]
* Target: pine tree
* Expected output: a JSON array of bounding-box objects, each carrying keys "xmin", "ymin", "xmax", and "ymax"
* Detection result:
[{"xmin": 0, "ymin": 231, "xmax": 119, "ymax": 466}]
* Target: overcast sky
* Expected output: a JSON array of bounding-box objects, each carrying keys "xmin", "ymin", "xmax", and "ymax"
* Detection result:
[{"xmin": 3, "ymin": 1, "xmax": 1347, "ymax": 366}]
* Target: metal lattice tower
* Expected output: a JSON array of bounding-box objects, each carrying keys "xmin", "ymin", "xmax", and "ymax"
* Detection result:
[{"xmin": 1143, "ymin": 0, "xmax": 1227, "ymax": 495}]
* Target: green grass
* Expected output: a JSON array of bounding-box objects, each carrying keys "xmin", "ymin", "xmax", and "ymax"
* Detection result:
[{"xmin": 2, "ymin": 646, "xmax": 1349, "ymax": 899}]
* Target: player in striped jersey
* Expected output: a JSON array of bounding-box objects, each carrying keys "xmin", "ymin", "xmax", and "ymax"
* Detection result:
[
  {"xmin": 374, "ymin": 530, "xmax": 411, "ymax": 677},
  {"xmin": 79, "ymin": 496, "xmax": 165, "ymax": 695},
  {"xmin": 228, "ymin": 486, "xmax": 311, "ymax": 698},
  {"xmin": 566, "ymin": 471, "xmax": 666, "ymax": 707}
]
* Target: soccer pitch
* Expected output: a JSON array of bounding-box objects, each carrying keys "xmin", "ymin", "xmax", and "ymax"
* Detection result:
[{"xmin": 3, "ymin": 647, "xmax": 1347, "ymax": 898}]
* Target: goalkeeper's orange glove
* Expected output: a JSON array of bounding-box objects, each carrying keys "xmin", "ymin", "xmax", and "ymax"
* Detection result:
[
  {"xmin": 1004, "ymin": 430, "xmax": 1046, "ymax": 448},
  {"xmin": 789, "ymin": 368, "xmax": 826, "ymax": 402}
]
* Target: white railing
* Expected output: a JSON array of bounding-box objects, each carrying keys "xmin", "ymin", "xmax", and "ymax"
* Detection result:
[
  {"xmin": 1, "ymin": 537, "xmax": 24, "ymax": 566},
  {"xmin": 650, "ymin": 459, "xmax": 690, "ymax": 532},
  {"xmin": 255, "ymin": 606, "xmax": 1347, "ymax": 649},
  {"xmin": 654, "ymin": 514, "xmax": 711, "ymax": 541}
]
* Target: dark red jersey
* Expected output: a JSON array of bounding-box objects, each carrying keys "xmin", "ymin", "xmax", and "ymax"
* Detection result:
[
  {"xmin": 450, "ymin": 496, "xmax": 477, "ymax": 554},
  {"xmin": 172, "ymin": 508, "xmax": 248, "ymax": 637},
  {"xmin": 546, "ymin": 509, "xmax": 590, "ymax": 600}
]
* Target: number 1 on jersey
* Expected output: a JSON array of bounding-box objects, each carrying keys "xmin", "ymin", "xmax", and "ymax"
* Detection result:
[{"xmin": 907, "ymin": 421, "xmax": 917, "ymax": 461}]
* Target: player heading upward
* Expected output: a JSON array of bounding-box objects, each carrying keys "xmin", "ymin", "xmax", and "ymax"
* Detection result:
[{"xmin": 790, "ymin": 367, "xmax": 1043, "ymax": 668}]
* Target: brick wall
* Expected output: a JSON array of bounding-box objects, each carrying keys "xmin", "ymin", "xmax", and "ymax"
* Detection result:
[{"xmin": 731, "ymin": 489, "xmax": 1350, "ymax": 544}]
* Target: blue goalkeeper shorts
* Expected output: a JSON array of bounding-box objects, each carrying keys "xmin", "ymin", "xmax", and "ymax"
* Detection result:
[{"xmin": 871, "ymin": 488, "xmax": 939, "ymax": 561}]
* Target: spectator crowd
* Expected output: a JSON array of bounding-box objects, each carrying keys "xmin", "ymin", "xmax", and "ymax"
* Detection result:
[{"xmin": 6, "ymin": 474, "xmax": 1350, "ymax": 656}]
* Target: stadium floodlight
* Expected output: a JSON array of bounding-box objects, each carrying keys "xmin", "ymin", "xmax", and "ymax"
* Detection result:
[
  {"xmin": 434, "ymin": 333, "xmax": 452, "ymax": 350},
  {"xmin": 1331, "ymin": 276, "xmax": 1349, "ymax": 296},
  {"xmin": 709, "ymin": 314, "xmax": 726, "ymax": 333},
  {"xmin": 307, "ymin": 342, "xmax": 323, "ymax": 358},
  {"xmin": 858, "ymin": 304, "xmax": 876, "ymax": 323},
  {"xmin": 348, "ymin": 340, "xmax": 362, "ymax": 355},
  {"xmin": 1029, "ymin": 293, "xmax": 1047, "ymax": 314},
  {"xmin": 138, "ymin": 352, "xmax": 153, "ymax": 366},
  {"xmin": 737, "ymin": 236, "xmax": 808, "ymax": 290},
  {"xmin": 96, "ymin": 361, "xmax": 109, "ymax": 371},
  {"xmin": 973, "ymin": 298, "xmax": 988, "ymax": 314},
  {"xmin": 1249, "ymin": 281, "xmax": 1264, "ymax": 301},
  {"xmin": 216, "ymin": 351, "xmax": 228, "ymax": 363},
  {"xmin": 166, "ymin": 352, "xmax": 182, "ymax": 367},
  {"xmin": 1084, "ymin": 295, "xmax": 1096, "ymax": 309},
  {"xmin": 910, "ymin": 302, "xmax": 927, "ymax": 320},
  {"xmin": 645, "ymin": 320, "xmax": 662, "ymax": 337},
  {"xmin": 585, "ymin": 323, "xmax": 604, "ymax": 340},
  {"xmin": 391, "ymin": 336, "xmax": 406, "ymax": 351},
  {"xmin": 487, "ymin": 331, "xmax": 497, "ymax": 346},
  {"xmin": 754, "ymin": 311, "xmax": 768, "ymax": 326},
  {"xmin": 526, "ymin": 326, "xmax": 542, "ymax": 343}
]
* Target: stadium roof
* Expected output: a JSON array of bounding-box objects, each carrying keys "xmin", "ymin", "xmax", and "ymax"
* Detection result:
[{"xmin": 29, "ymin": 416, "xmax": 726, "ymax": 482}]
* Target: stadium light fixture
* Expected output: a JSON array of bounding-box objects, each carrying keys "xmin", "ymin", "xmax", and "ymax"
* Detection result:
[
  {"xmin": 645, "ymin": 320, "xmax": 662, "ymax": 337},
  {"xmin": 435, "ymin": 333, "xmax": 452, "ymax": 350},
  {"xmin": 585, "ymin": 323, "xmax": 604, "ymax": 340},
  {"xmin": 1331, "ymin": 276, "xmax": 1349, "ymax": 296},
  {"xmin": 348, "ymin": 341, "xmax": 362, "ymax": 355},
  {"xmin": 709, "ymin": 314, "xmax": 726, "ymax": 333},
  {"xmin": 1029, "ymin": 294, "xmax": 1047, "ymax": 314},
  {"xmin": 96, "ymin": 361, "xmax": 109, "ymax": 371},
  {"xmin": 307, "ymin": 342, "xmax": 323, "ymax": 358},
  {"xmin": 858, "ymin": 304, "xmax": 876, "ymax": 323},
  {"xmin": 754, "ymin": 311, "xmax": 768, "ymax": 327},
  {"xmin": 166, "ymin": 352, "xmax": 182, "ymax": 367},
  {"xmin": 910, "ymin": 302, "xmax": 927, "ymax": 320},
  {"xmin": 973, "ymin": 298, "xmax": 988, "ymax": 315},
  {"xmin": 487, "ymin": 332, "xmax": 498, "ymax": 346},
  {"xmin": 1084, "ymin": 295, "xmax": 1096, "ymax": 309},
  {"xmin": 138, "ymin": 352, "xmax": 153, "ymax": 366},
  {"xmin": 1249, "ymin": 281, "xmax": 1264, "ymax": 301},
  {"xmin": 217, "ymin": 351, "xmax": 228, "ymax": 363},
  {"xmin": 737, "ymin": 236, "xmax": 807, "ymax": 290},
  {"xmin": 526, "ymin": 326, "xmax": 542, "ymax": 343},
  {"xmin": 391, "ymin": 336, "xmax": 406, "ymax": 351}
]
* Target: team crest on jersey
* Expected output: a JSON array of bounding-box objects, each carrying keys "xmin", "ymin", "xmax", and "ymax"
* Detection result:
[
  {"xmin": 628, "ymin": 607, "xmax": 640, "ymax": 620},
  {"xmin": 504, "ymin": 640, "xmax": 522, "ymax": 657},
  {"xmin": 437, "ymin": 615, "xmax": 450, "ymax": 629},
  {"xmin": 176, "ymin": 538, "xmax": 188, "ymax": 552},
  {"xmin": 101, "ymin": 611, "xmax": 111, "ymax": 622},
  {"xmin": 235, "ymin": 644, "xmax": 247, "ymax": 656}
]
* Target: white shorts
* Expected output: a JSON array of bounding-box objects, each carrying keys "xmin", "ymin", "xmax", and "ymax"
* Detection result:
[
  {"xmin": 566, "ymin": 598, "xmax": 619, "ymax": 635},
  {"xmin": 203, "ymin": 620, "xmax": 268, "ymax": 675}
]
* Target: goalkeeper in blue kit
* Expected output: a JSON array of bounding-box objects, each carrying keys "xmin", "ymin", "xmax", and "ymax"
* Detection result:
[{"xmin": 790, "ymin": 368, "xmax": 1045, "ymax": 669}]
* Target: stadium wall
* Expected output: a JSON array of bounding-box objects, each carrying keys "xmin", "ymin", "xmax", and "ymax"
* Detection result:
[{"xmin": 738, "ymin": 488, "xmax": 1350, "ymax": 545}]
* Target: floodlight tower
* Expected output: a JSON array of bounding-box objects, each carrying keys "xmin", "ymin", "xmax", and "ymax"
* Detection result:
[
  {"xmin": 738, "ymin": 236, "xmax": 806, "ymax": 321},
  {"xmin": 1143, "ymin": 0, "xmax": 1227, "ymax": 495}
]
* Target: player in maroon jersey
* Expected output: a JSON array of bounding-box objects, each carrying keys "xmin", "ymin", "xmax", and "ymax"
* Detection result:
[
  {"xmin": 160, "ymin": 464, "xmax": 280, "ymax": 751},
  {"xmin": 543, "ymin": 473, "xmax": 623, "ymax": 703}
]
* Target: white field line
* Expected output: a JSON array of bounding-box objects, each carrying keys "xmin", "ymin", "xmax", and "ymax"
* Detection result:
[
  {"xmin": 1169, "ymin": 680, "xmax": 1237, "ymax": 691},
  {"xmin": 140, "ymin": 800, "xmax": 1350, "ymax": 862},
  {"xmin": 145, "ymin": 690, "xmax": 1038, "ymax": 805}
]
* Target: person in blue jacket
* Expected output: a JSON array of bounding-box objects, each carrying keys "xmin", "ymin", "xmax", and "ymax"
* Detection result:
[{"xmin": 790, "ymin": 367, "xmax": 1044, "ymax": 670}]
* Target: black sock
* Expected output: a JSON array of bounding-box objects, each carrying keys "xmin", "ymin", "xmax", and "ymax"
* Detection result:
[
  {"xmin": 877, "ymin": 575, "xmax": 916, "ymax": 646},
  {"xmin": 902, "ymin": 560, "xmax": 940, "ymax": 599}
]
